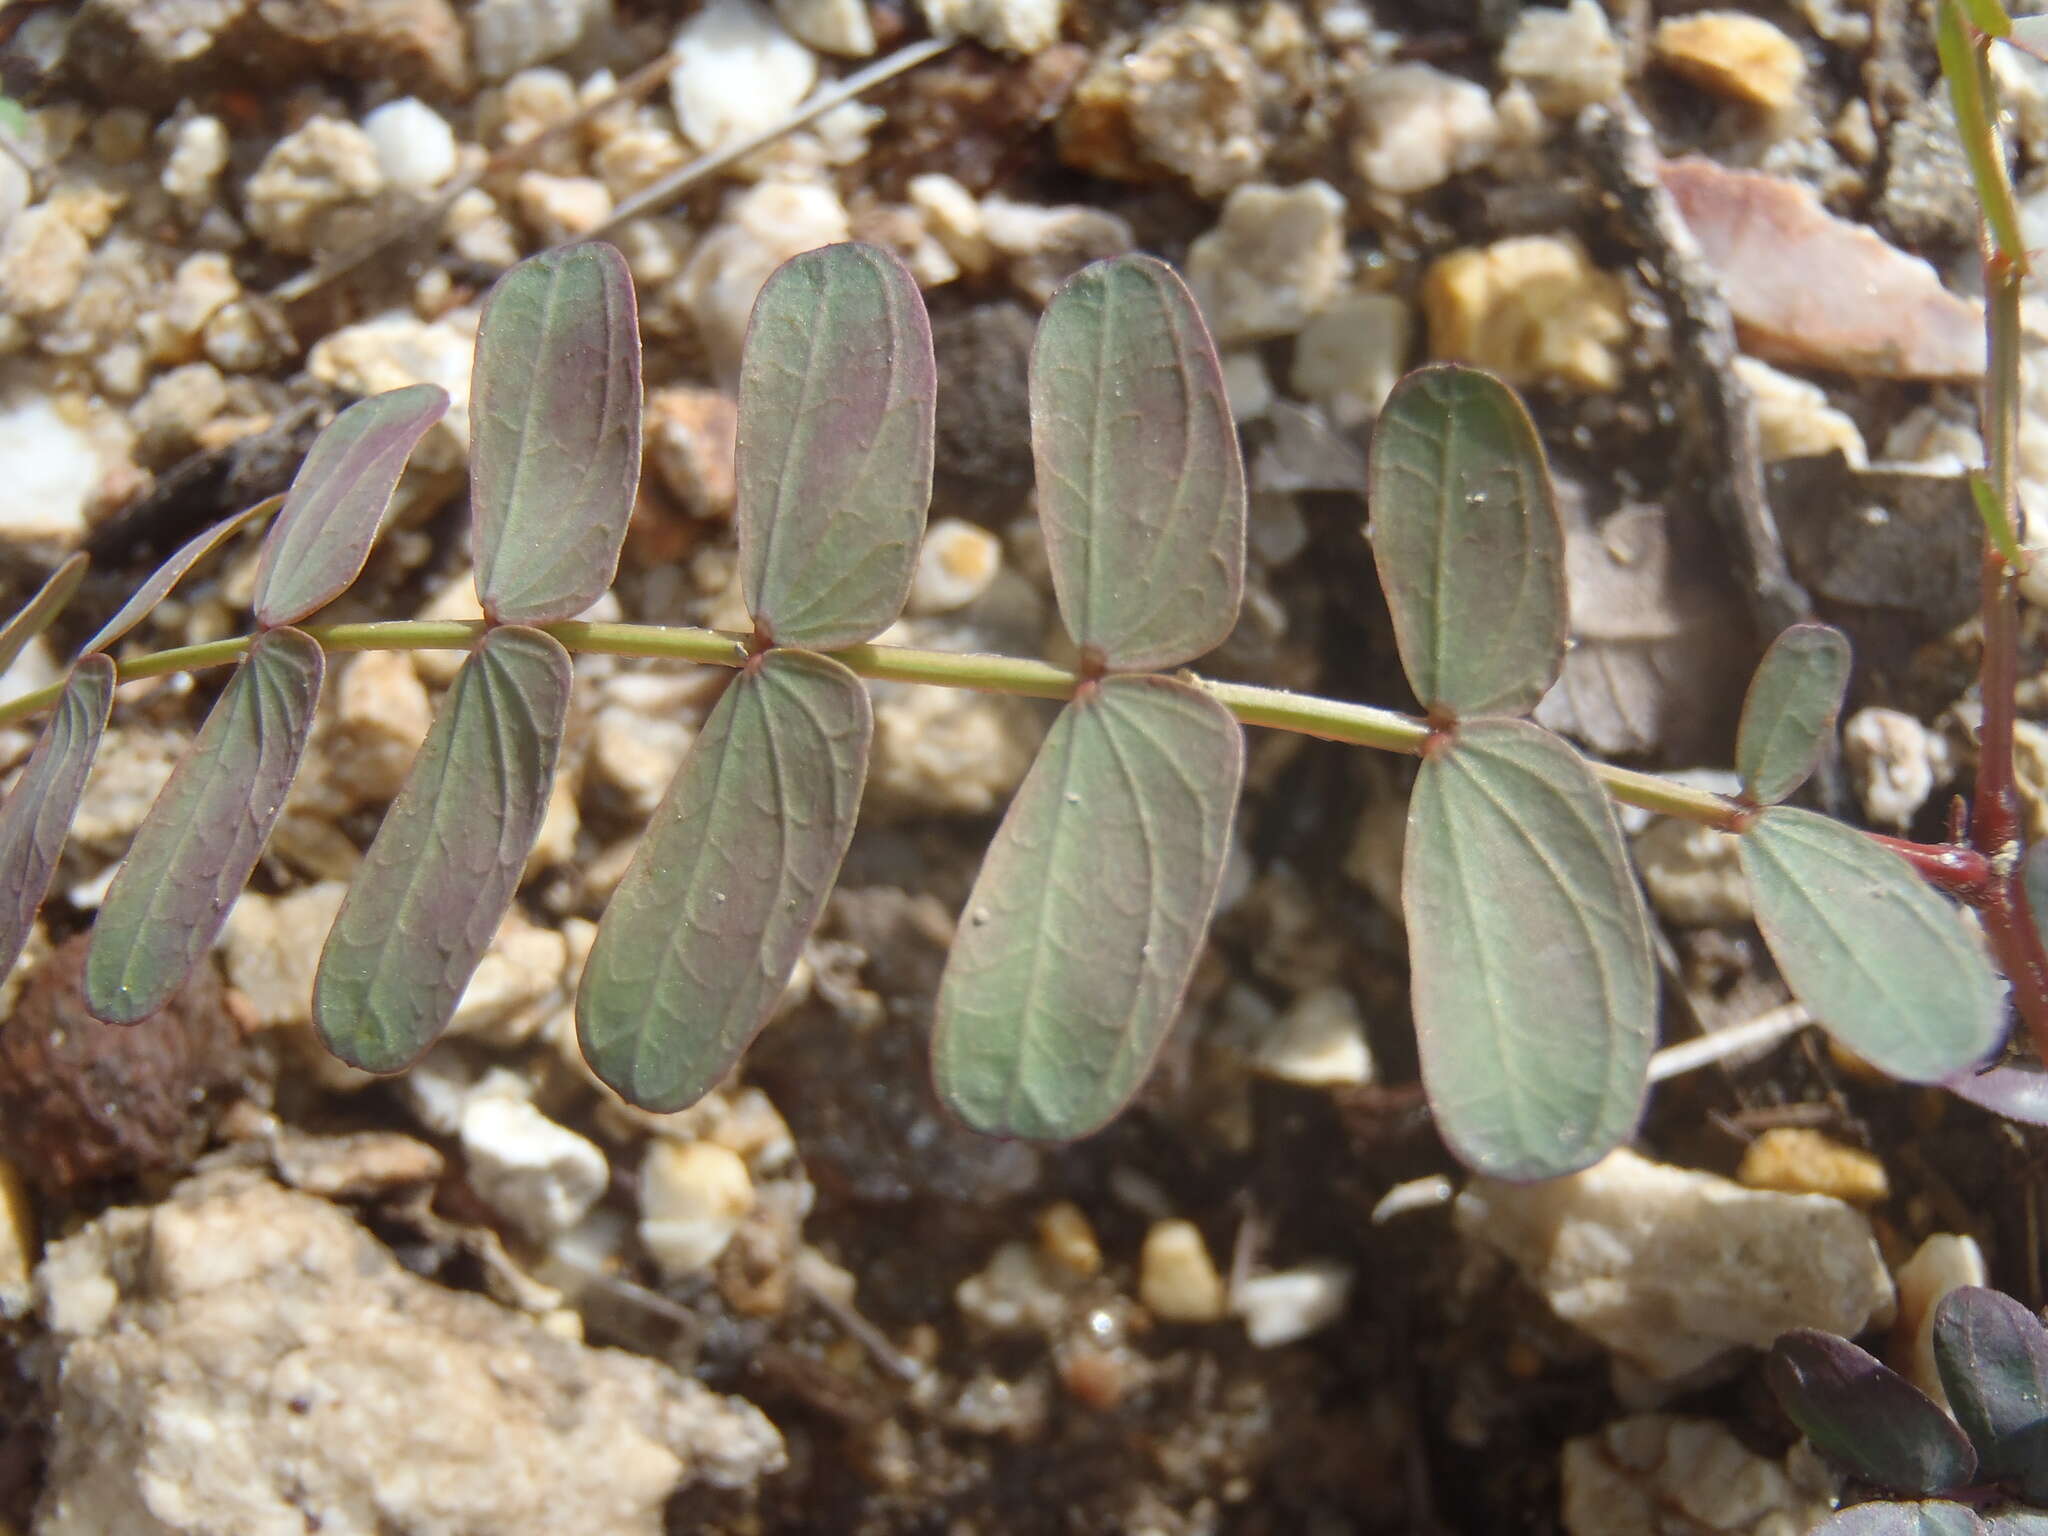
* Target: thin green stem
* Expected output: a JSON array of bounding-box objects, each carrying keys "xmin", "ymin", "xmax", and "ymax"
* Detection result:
[
  {"xmin": 1941, "ymin": 0, "xmax": 2031, "ymax": 271},
  {"xmin": 0, "ymin": 618, "xmax": 1745, "ymax": 828}
]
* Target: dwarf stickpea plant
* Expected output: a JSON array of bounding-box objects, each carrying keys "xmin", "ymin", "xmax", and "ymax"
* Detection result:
[{"xmin": 0, "ymin": 176, "xmax": 2033, "ymax": 1181}]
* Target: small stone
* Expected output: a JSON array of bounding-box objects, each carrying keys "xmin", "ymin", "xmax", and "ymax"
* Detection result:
[
  {"xmin": 1220, "ymin": 351, "xmax": 1273, "ymax": 423},
  {"xmin": 639, "ymin": 1141, "xmax": 755, "ymax": 1278},
  {"xmin": 1249, "ymin": 491, "xmax": 1308, "ymax": 566},
  {"xmin": 918, "ymin": 0, "xmax": 1063, "ymax": 54},
  {"xmin": 979, "ymin": 198, "xmax": 1135, "ymax": 307},
  {"xmin": 1500, "ymin": 0, "xmax": 1625, "ymax": 116},
  {"xmin": 242, "ymin": 116, "xmax": 385, "ymax": 256},
  {"xmin": 1035, "ymin": 1201, "xmax": 1102, "ymax": 1279},
  {"xmin": 447, "ymin": 911, "xmax": 570, "ymax": 1046},
  {"xmin": 132, "ymin": 362, "xmax": 227, "ymax": 462},
  {"xmin": 593, "ymin": 125, "xmax": 690, "ymax": 201},
  {"xmin": 444, "ymin": 186, "xmax": 522, "ymax": 269},
  {"xmin": 271, "ymin": 1127, "xmax": 445, "ymax": 1201},
  {"xmin": 678, "ymin": 180, "xmax": 851, "ymax": 369},
  {"xmin": 202, "ymin": 300, "xmax": 287, "ymax": 374},
  {"xmin": 1062, "ymin": 22, "xmax": 1266, "ymax": 196},
  {"xmin": 1424, "ymin": 235, "xmax": 1629, "ymax": 391},
  {"xmin": 1250, "ymin": 985, "xmax": 1376, "ymax": 1086},
  {"xmin": 589, "ymin": 695, "xmax": 697, "ymax": 820},
  {"xmin": 1456, "ymin": 1148, "xmax": 1895, "ymax": 1380},
  {"xmin": 1561, "ymin": 1414, "xmax": 1833, "ymax": 1536},
  {"xmin": 1880, "ymin": 91, "xmax": 1978, "ymax": 251},
  {"xmin": 907, "ymin": 173, "xmax": 992, "ymax": 275},
  {"xmin": 1736, "ymin": 355, "xmax": 1868, "ymax": 467},
  {"xmin": 670, "ymin": 0, "xmax": 817, "ymax": 154},
  {"xmin": 956, "ymin": 1241, "xmax": 1074, "ymax": 1333},
  {"xmin": 0, "ymin": 393, "xmax": 100, "ymax": 550},
  {"xmin": 470, "ymin": 0, "xmax": 609, "ymax": 81},
  {"xmin": 0, "ymin": 1155, "xmax": 33, "ymax": 1319},
  {"xmin": 908, "ymin": 517, "xmax": 1003, "ymax": 615},
  {"xmin": 1232, "ymin": 1262, "xmax": 1352, "ymax": 1347},
  {"xmin": 1654, "ymin": 12, "xmax": 1807, "ymax": 114},
  {"xmin": 773, "ymin": 0, "xmax": 874, "ymax": 55},
  {"xmin": 1892, "ymin": 1233, "xmax": 1987, "ymax": 1409},
  {"xmin": 1738, "ymin": 1128, "xmax": 1889, "ymax": 1206},
  {"xmin": 161, "ymin": 114, "xmax": 230, "ymax": 204},
  {"xmin": 1843, "ymin": 706, "xmax": 1945, "ymax": 828},
  {"xmin": 223, "ymin": 883, "xmax": 349, "ymax": 1028},
  {"xmin": 307, "ymin": 310, "xmax": 476, "ymax": 469},
  {"xmin": 0, "ymin": 205, "xmax": 89, "ymax": 318},
  {"xmin": 646, "ymin": 385, "xmax": 739, "ymax": 518},
  {"xmin": 1290, "ymin": 291, "xmax": 1412, "ymax": 428},
  {"xmin": 1351, "ymin": 63, "xmax": 1501, "ymax": 196},
  {"xmin": 324, "ymin": 649, "xmax": 434, "ymax": 806},
  {"xmin": 514, "ymin": 171, "xmax": 614, "ymax": 243},
  {"xmin": 1139, "ymin": 1219, "xmax": 1227, "ymax": 1324},
  {"xmin": 867, "ymin": 681, "xmax": 1040, "ymax": 818},
  {"xmin": 1185, "ymin": 180, "xmax": 1349, "ymax": 346},
  {"xmin": 1634, "ymin": 819, "xmax": 1750, "ymax": 926},
  {"xmin": 461, "ymin": 1096, "xmax": 609, "ymax": 1243},
  {"xmin": 160, "ymin": 252, "xmax": 242, "ymax": 349},
  {"xmin": 362, "ymin": 97, "xmax": 459, "ymax": 191}
]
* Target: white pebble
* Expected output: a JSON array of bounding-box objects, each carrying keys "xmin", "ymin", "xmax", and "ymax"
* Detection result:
[
  {"xmin": 670, "ymin": 0, "xmax": 818, "ymax": 154},
  {"xmin": 460, "ymin": 1096, "xmax": 610, "ymax": 1244},
  {"xmin": 1139, "ymin": 1219, "xmax": 1227, "ymax": 1324},
  {"xmin": 1252, "ymin": 986, "xmax": 1376, "ymax": 1086},
  {"xmin": 1843, "ymin": 706, "xmax": 1944, "ymax": 828},
  {"xmin": 908, "ymin": 518, "xmax": 1002, "ymax": 615},
  {"xmin": 774, "ymin": 0, "xmax": 876, "ymax": 55},
  {"xmin": 1291, "ymin": 292, "xmax": 1413, "ymax": 428},
  {"xmin": 1893, "ymin": 1234, "xmax": 1986, "ymax": 1409},
  {"xmin": 161, "ymin": 114, "xmax": 229, "ymax": 204},
  {"xmin": 0, "ymin": 394, "xmax": 99, "ymax": 550},
  {"xmin": 639, "ymin": 1140, "xmax": 755, "ymax": 1279},
  {"xmin": 363, "ymin": 98, "xmax": 459, "ymax": 191},
  {"xmin": 1370, "ymin": 1174, "xmax": 1455, "ymax": 1224},
  {"xmin": 1351, "ymin": 63, "xmax": 1501, "ymax": 196},
  {"xmin": 1232, "ymin": 1262, "xmax": 1353, "ymax": 1347}
]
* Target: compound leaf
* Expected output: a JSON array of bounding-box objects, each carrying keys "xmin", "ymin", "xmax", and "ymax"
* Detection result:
[
  {"xmin": 1030, "ymin": 255, "xmax": 1244, "ymax": 671},
  {"xmin": 738, "ymin": 242, "xmax": 936, "ymax": 650},
  {"xmin": 578, "ymin": 648, "xmax": 869, "ymax": 1111},
  {"xmin": 471, "ymin": 242, "xmax": 642, "ymax": 625},
  {"xmin": 1770, "ymin": 1329, "xmax": 1977, "ymax": 1495},
  {"xmin": 253, "ymin": 383, "xmax": 448, "ymax": 627},
  {"xmin": 1737, "ymin": 623, "xmax": 1853, "ymax": 805},
  {"xmin": 1740, "ymin": 807, "xmax": 2003, "ymax": 1082},
  {"xmin": 1820, "ymin": 1506, "xmax": 1987, "ymax": 1536},
  {"xmin": 1936, "ymin": 1287, "xmax": 2048, "ymax": 1479},
  {"xmin": 1369, "ymin": 365, "xmax": 1564, "ymax": 720},
  {"xmin": 0, "ymin": 552, "xmax": 86, "ymax": 678},
  {"xmin": 0, "ymin": 655, "xmax": 114, "ymax": 979},
  {"xmin": 84, "ymin": 496, "xmax": 278, "ymax": 656},
  {"xmin": 314, "ymin": 625, "xmax": 570, "ymax": 1073},
  {"xmin": 932, "ymin": 674, "xmax": 1243, "ymax": 1140},
  {"xmin": 86, "ymin": 627, "xmax": 323, "ymax": 1024},
  {"xmin": 1403, "ymin": 718, "xmax": 1655, "ymax": 1180}
]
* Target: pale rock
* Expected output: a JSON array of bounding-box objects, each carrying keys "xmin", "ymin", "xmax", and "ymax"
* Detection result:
[
  {"xmin": 670, "ymin": 0, "xmax": 818, "ymax": 154},
  {"xmin": 32, "ymin": 1171, "xmax": 781, "ymax": 1533},
  {"xmin": 1499, "ymin": 0, "xmax": 1625, "ymax": 115},
  {"xmin": 445, "ymin": 186, "xmax": 524, "ymax": 269},
  {"xmin": 646, "ymin": 385, "xmax": 739, "ymax": 518},
  {"xmin": 593, "ymin": 124, "xmax": 690, "ymax": 201},
  {"xmin": 1843, "ymin": 706, "xmax": 1945, "ymax": 828},
  {"xmin": 525, "ymin": 772, "xmax": 581, "ymax": 881},
  {"xmin": 1654, "ymin": 12, "xmax": 1808, "ymax": 114},
  {"xmin": 1291, "ymin": 291, "xmax": 1412, "ymax": 427},
  {"xmin": 978, "ymin": 197, "xmax": 1135, "ymax": 305},
  {"xmin": 1561, "ymin": 1414, "xmax": 1833, "ymax": 1536},
  {"xmin": 1893, "ymin": 1233, "xmax": 1986, "ymax": 1410},
  {"xmin": 461, "ymin": 1096, "xmax": 609, "ymax": 1243},
  {"xmin": 679, "ymin": 180, "xmax": 850, "ymax": 369},
  {"xmin": 0, "ymin": 632, "xmax": 59, "ymax": 711},
  {"xmin": 589, "ymin": 699, "xmax": 695, "ymax": 819},
  {"xmin": 514, "ymin": 171, "xmax": 613, "ymax": 243},
  {"xmin": 201, "ymin": 300, "xmax": 286, "ymax": 374},
  {"xmin": 1634, "ymin": 819, "xmax": 1750, "ymax": 926},
  {"xmin": 473, "ymin": 0, "xmax": 610, "ymax": 79},
  {"xmin": 1351, "ymin": 63, "xmax": 1501, "ymax": 196},
  {"xmin": 71, "ymin": 727, "xmax": 183, "ymax": 848},
  {"xmin": 96, "ymin": 342, "xmax": 149, "ymax": 399},
  {"xmin": 907, "ymin": 173, "xmax": 993, "ymax": 275},
  {"xmin": 1185, "ymin": 180, "xmax": 1349, "ymax": 346},
  {"xmin": 1140, "ymin": 1219, "xmax": 1227, "ymax": 1324},
  {"xmin": 1249, "ymin": 491, "xmax": 1309, "ymax": 566},
  {"xmin": 1457, "ymin": 1148, "xmax": 1895, "ymax": 1380},
  {"xmin": 639, "ymin": 1141, "xmax": 756, "ymax": 1278},
  {"xmin": 1221, "ymin": 350, "xmax": 1273, "ymax": 422},
  {"xmin": 222, "ymin": 883, "xmax": 349, "ymax": 1028},
  {"xmin": 0, "ymin": 205, "xmax": 89, "ymax": 318},
  {"xmin": 498, "ymin": 65, "xmax": 580, "ymax": 146},
  {"xmin": 867, "ymin": 680, "xmax": 1041, "ymax": 817},
  {"xmin": 0, "ymin": 394, "xmax": 100, "ymax": 549},
  {"xmin": 133, "ymin": 362, "xmax": 227, "ymax": 459},
  {"xmin": 270, "ymin": 1126, "xmax": 445, "ymax": 1201},
  {"xmin": 918, "ymin": 0, "xmax": 1064, "ymax": 53},
  {"xmin": 774, "ymin": 0, "xmax": 875, "ymax": 55},
  {"xmin": 161, "ymin": 114, "xmax": 230, "ymax": 205},
  {"xmin": 1067, "ymin": 22, "xmax": 1266, "ymax": 196},
  {"xmin": 909, "ymin": 518, "xmax": 1003, "ymax": 615},
  {"xmin": 1251, "ymin": 985, "xmax": 1375, "ymax": 1087},
  {"xmin": 1372, "ymin": 1174, "xmax": 1456, "ymax": 1224},
  {"xmin": 448, "ymin": 910, "xmax": 570, "ymax": 1046},
  {"xmin": 1232, "ymin": 1261, "xmax": 1353, "ymax": 1347},
  {"xmin": 0, "ymin": 153, "xmax": 27, "ymax": 238},
  {"xmin": 1736, "ymin": 355, "xmax": 1868, "ymax": 467},
  {"xmin": 0, "ymin": 1155, "xmax": 32, "ymax": 1320},
  {"xmin": 243, "ymin": 116, "xmax": 385, "ymax": 255},
  {"xmin": 307, "ymin": 309, "xmax": 476, "ymax": 469},
  {"xmin": 323, "ymin": 649, "xmax": 434, "ymax": 806},
  {"xmin": 1035, "ymin": 1201, "xmax": 1102, "ymax": 1279},
  {"xmin": 1737, "ymin": 1127, "xmax": 1888, "ymax": 1206},
  {"xmin": 1424, "ymin": 235, "xmax": 1630, "ymax": 391},
  {"xmin": 956, "ymin": 1241, "xmax": 1074, "ymax": 1333},
  {"xmin": 158, "ymin": 252, "xmax": 241, "ymax": 351},
  {"xmin": 362, "ymin": 97, "xmax": 459, "ymax": 191}
]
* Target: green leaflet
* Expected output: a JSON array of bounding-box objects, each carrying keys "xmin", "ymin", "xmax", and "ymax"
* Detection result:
[
  {"xmin": 1935, "ymin": 1287, "xmax": 2048, "ymax": 1481},
  {"xmin": 737, "ymin": 243, "xmax": 937, "ymax": 650},
  {"xmin": 0, "ymin": 552, "xmax": 86, "ymax": 677},
  {"xmin": 314, "ymin": 625, "xmax": 571, "ymax": 1073},
  {"xmin": 578, "ymin": 648, "xmax": 870, "ymax": 1111},
  {"xmin": 0, "ymin": 655, "xmax": 114, "ymax": 980},
  {"xmin": 1369, "ymin": 365, "xmax": 1564, "ymax": 720},
  {"xmin": 1736, "ymin": 623, "xmax": 1852, "ymax": 805},
  {"xmin": 86, "ymin": 627, "xmax": 324, "ymax": 1024},
  {"xmin": 1739, "ymin": 807, "xmax": 2002, "ymax": 1082},
  {"xmin": 470, "ymin": 243, "xmax": 642, "ymax": 625},
  {"xmin": 1771, "ymin": 1330, "xmax": 1979, "ymax": 1496},
  {"xmin": 1403, "ymin": 718, "xmax": 1656, "ymax": 1180},
  {"xmin": 1029, "ymin": 255, "xmax": 1245, "ymax": 671},
  {"xmin": 253, "ymin": 383, "xmax": 448, "ymax": 627},
  {"xmin": 85, "ymin": 496, "xmax": 279, "ymax": 655},
  {"xmin": 932, "ymin": 674, "xmax": 1244, "ymax": 1140}
]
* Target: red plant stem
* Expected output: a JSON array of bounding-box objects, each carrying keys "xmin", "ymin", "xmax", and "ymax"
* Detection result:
[{"xmin": 1866, "ymin": 834, "xmax": 1996, "ymax": 898}]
